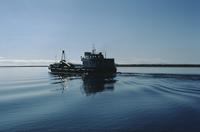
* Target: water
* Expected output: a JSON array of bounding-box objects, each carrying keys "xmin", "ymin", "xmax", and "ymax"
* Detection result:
[{"xmin": 0, "ymin": 67, "xmax": 200, "ymax": 132}]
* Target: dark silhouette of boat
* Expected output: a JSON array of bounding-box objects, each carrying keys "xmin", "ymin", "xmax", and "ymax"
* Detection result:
[
  {"xmin": 48, "ymin": 50, "xmax": 79, "ymax": 74},
  {"xmin": 82, "ymin": 73, "xmax": 116, "ymax": 96},
  {"xmin": 48, "ymin": 49, "xmax": 116, "ymax": 74}
]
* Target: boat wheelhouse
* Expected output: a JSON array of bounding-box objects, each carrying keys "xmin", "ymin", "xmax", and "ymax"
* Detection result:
[{"xmin": 81, "ymin": 49, "xmax": 116, "ymax": 73}]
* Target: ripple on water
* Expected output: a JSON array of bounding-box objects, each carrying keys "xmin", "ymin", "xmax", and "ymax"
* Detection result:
[{"xmin": 1, "ymin": 68, "xmax": 200, "ymax": 132}]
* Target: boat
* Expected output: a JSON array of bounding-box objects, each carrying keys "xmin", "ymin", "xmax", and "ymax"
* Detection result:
[
  {"xmin": 48, "ymin": 50, "xmax": 79, "ymax": 74},
  {"xmin": 48, "ymin": 49, "xmax": 116, "ymax": 74},
  {"xmin": 81, "ymin": 48, "xmax": 116, "ymax": 73}
]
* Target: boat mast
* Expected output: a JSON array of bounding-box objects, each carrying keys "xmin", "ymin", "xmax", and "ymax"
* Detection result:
[{"xmin": 61, "ymin": 50, "xmax": 66, "ymax": 61}]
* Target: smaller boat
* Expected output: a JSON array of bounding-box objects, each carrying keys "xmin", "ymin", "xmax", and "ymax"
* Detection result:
[{"xmin": 48, "ymin": 50, "xmax": 80, "ymax": 74}]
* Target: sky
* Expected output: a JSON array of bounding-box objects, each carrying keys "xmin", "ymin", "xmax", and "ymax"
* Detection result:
[{"xmin": 0, "ymin": 0, "xmax": 199, "ymax": 65}]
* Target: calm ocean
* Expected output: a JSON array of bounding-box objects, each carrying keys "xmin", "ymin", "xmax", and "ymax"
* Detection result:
[{"xmin": 0, "ymin": 67, "xmax": 200, "ymax": 132}]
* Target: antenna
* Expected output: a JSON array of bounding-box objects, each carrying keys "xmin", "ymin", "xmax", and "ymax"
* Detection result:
[
  {"xmin": 103, "ymin": 48, "xmax": 107, "ymax": 58},
  {"xmin": 92, "ymin": 44, "xmax": 96, "ymax": 54}
]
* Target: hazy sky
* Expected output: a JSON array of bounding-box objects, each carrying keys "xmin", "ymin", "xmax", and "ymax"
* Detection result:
[{"xmin": 0, "ymin": 0, "xmax": 199, "ymax": 64}]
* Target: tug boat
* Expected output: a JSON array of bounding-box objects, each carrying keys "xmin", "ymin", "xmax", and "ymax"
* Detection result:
[
  {"xmin": 81, "ymin": 48, "xmax": 116, "ymax": 73},
  {"xmin": 48, "ymin": 49, "xmax": 116, "ymax": 74}
]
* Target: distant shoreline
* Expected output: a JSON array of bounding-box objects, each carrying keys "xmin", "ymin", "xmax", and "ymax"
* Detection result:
[
  {"xmin": 116, "ymin": 64, "xmax": 200, "ymax": 67},
  {"xmin": 0, "ymin": 66, "xmax": 48, "ymax": 67},
  {"xmin": 1, "ymin": 64, "xmax": 200, "ymax": 68}
]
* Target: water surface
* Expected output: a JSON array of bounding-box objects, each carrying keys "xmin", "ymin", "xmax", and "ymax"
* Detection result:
[{"xmin": 0, "ymin": 67, "xmax": 200, "ymax": 132}]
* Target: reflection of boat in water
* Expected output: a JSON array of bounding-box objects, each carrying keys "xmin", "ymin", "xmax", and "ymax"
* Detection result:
[
  {"xmin": 49, "ymin": 72, "xmax": 116, "ymax": 95},
  {"xmin": 48, "ymin": 48, "xmax": 116, "ymax": 74},
  {"xmin": 82, "ymin": 73, "xmax": 116, "ymax": 96}
]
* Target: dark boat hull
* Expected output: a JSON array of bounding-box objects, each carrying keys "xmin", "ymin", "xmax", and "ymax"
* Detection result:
[{"xmin": 49, "ymin": 66, "xmax": 116, "ymax": 75}]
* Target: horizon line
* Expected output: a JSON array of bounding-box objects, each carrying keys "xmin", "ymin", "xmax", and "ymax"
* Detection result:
[{"xmin": 1, "ymin": 64, "xmax": 200, "ymax": 68}]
